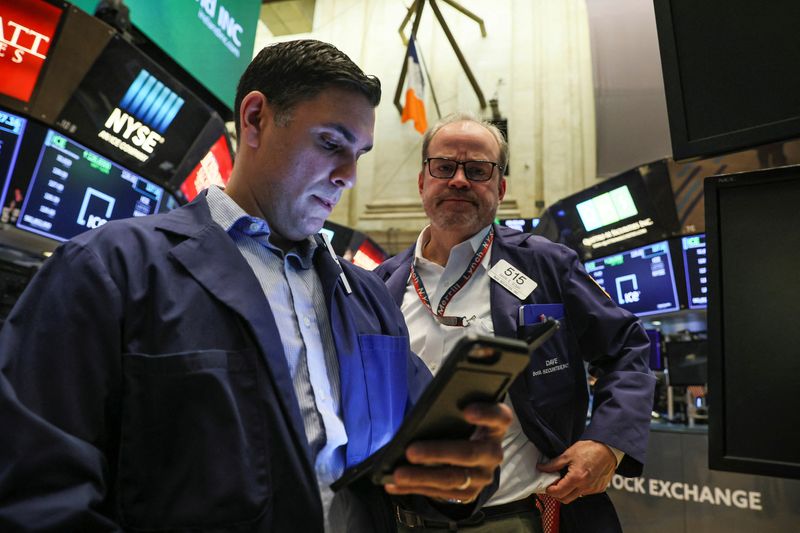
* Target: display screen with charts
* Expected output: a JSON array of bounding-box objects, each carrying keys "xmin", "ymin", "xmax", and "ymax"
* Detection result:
[
  {"xmin": 14, "ymin": 128, "xmax": 164, "ymax": 242},
  {"xmin": 681, "ymin": 233, "xmax": 708, "ymax": 309},
  {"xmin": 584, "ymin": 240, "xmax": 680, "ymax": 317}
]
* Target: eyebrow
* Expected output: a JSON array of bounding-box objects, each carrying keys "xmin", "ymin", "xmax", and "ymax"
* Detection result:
[{"xmin": 323, "ymin": 123, "xmax": 373, "ymax": 153}]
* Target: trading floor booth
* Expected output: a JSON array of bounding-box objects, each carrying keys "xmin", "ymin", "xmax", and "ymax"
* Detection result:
[{"xmin": 534, "ymin": 157, "xmax": 800, "ymax": 531}]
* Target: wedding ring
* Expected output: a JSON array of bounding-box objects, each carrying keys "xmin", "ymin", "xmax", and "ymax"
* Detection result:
[{"xmin": 456, "ymin": 470, "xmax": 471, "ymax": 490}]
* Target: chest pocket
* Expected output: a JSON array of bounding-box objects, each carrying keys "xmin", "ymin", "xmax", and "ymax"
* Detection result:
[
  {"xmin": 356, "ymin": 334, "xmax": 409, "ymax": 455},
  {"xmin": 518, "ymin": 313, "xmax": 576, "ymax": 408},
  {"xmin": 118, "ymin": 348, "xmax": 269, "ymax": 530}
]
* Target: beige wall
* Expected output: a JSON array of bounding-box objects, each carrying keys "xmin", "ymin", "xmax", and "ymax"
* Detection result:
[{"xmin": 255, "ymin": 0, "xmax": 596, "ymax": 254}]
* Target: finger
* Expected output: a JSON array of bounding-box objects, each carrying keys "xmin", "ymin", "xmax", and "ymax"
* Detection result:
[
  {"xmin": 405, "ymin": 439, "xmax": 502, "ymax": 468},
  {"xmin": 462, "ymin": 402, "xmax": 513, "ymax": 439},
  {"xmin": 536, "ymin": 454, "xmax": 570, "ymax": 473},
  {"xmin": 385, "ymin": 482, "xmax": 479, "ymax": 502},
  {"xmin": 543, "ymin": 471, "xmax": 581, "ymax": 500},
  {"xmin": 390, "ymin": 465, "xmax": 492, "ymax": 491}
]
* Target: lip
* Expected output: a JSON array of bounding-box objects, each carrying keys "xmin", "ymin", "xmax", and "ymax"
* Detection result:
[
  {"xmin": 438, "ymin": 197, "xmax": 476, "ymax": 206},
  {"xmin": 313, "ymin": 195, "xmax": 337, "ymax": 210}
]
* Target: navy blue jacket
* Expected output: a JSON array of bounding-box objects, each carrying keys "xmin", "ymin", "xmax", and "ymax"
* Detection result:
[
  {"xmin": 375, "ymin": 225, "xmax": 656, "ymax": 531},
  {"xmin": 0, "ymin": 195, "xmax": 432, "ymax": 531}
]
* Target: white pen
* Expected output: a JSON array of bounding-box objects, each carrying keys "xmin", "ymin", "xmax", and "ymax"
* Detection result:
[{"xmin": 320, "ymin": 232, "xmax": 352, "ymax": 295}]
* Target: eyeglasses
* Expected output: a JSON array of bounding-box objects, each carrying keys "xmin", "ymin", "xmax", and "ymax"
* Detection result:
[{"xmin": 424, "ymin": 157, "xmax": 501, "ymax": 182}]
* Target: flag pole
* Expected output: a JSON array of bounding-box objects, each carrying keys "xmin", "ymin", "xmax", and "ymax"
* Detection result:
[
  {"xmin": 415, "ymin": 40, "xmax": 441, "ymax": 119},
  {"xmin": 394, "ymin": 0, "xmax": 425, "ymax": 115}
]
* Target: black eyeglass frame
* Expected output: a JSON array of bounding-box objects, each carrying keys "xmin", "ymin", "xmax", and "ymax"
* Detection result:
[{"xmin": 424, "ymin": 157, "xmax": 503, "ymax": 182}]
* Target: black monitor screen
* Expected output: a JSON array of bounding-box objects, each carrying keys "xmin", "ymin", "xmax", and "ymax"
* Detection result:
[
  {"xmin": 54, "ymin": 36, "xmax": 214, "ymax": 184},
  {"xmin": 654, "ymin": 0, "xmax": 800, "ymax": 159},
  {"xmin": 0, "ymin": 110, "xmax": 27, "ymax": 203},
  {"xmin": 15, "ymin": 129, "xmax": 163, "ymax": 242},
  {"xmin": 666, "ymin": 340, "xmax": 707, "ymax": 386},
  {"xmin": 706, "ymin": 165, "xmax": 800, "ymax": 479},
  {"xmin": 584, "ymin": 240, "xmax": 680, "ymax": 317},
  {"xmin": 681, "ymin": 233, "xmax": 708, "ymax": 309},
  {"xmin": 539, "ymin": 161, "xmax": 680, "ymax": 261}
]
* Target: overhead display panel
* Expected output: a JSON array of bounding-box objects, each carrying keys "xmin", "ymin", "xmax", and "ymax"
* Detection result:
[
  {"xmin": 536, "ymin": 161, "xmax": 680, "ymax": 261},
  {"xmin": 55, "ymin": 36, "xmax": 214, "ymax": 184},
  {"xmin": 71, "ymin": 0, "xmax": 260, "ymax": 111},
  {"xmin": 0, "ymin": 0, "xmax": 64, "ymax": 106}
]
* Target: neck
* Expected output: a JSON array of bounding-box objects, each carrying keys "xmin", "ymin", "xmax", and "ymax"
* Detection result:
[
  {"xmin": 422, "ymin": 225, "xmax": 479, "ymax": 267},
  {"xmin": 224, "ymin": 177, "xmax": 300, "ymax": 253}
]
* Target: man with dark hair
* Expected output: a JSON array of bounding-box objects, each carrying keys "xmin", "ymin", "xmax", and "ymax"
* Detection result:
[
  {"xmin": 0, "ymin": 41, "xmax": 510, "ymax": 531},
  {"xmin": 375, "ymin": 113, "xmax": 655, "ymax": 532}
]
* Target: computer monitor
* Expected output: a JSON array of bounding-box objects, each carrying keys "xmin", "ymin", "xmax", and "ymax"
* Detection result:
[
  {"xmin": 498, "ymin": 218, "xmax": 540, "ymax": 234},
  {"xmin": 654, "ymin": 0, "xmax": 800, "ymax": 160},
  {"xmin": 0, "ymin": 0, "xmax": 64, "ymax": 108},
  {"xmin": 583, "ymin": 240, "xmax": 680, "ymax": 317},
  {"xmin": 352, "ymin": 238, "xmax": 388, "ymax": 271},
  {"xmin": 0, "ymin": 110, "xmax": 27, "ymax": 209},
  {"xmin": 665, "ymin": 340, "xmax": 707, "ymax": 386},
  {"xmin": 706, "ymin": 165, "xmax": 800, "ymax": 479},
  {"xmin": 12, "ymin": 128, "xmax": 164, "ymax": 242},
  {"xmin": 178, "ymin": 134, "xmax": 233, "ymax": 202},
  {"xmin": 538, "ymin": 160, "xmax": 680, "ymax": 261},
  {"xmin": 681, "ymin": 233, "xmax": 708, "ymax": 309}
]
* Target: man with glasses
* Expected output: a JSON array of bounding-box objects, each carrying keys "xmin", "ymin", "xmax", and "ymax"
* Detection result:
[{"xmin": 375, "ymin": 113, "xmax": 655, "ymax": 532}]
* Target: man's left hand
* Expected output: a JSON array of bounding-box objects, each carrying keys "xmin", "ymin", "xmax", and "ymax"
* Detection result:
[
  {"xmin": 384, "ymin": 402, "xmax": 512, "ymax": 503},
  {"xmin": 536, "ymin": 440, "xmax": 616, "ymax": 504}
]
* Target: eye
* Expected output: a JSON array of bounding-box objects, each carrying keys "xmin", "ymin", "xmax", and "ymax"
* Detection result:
[
  {"xmin": 319, "ymin": 135, "xmax": 341, "ymax": 152},
  {"xmin": 436, "ymin": 161, "xmax": 456, "ymax": 174},
  {"xmin": 466, "ymin": 168, "xmax": 486, "ymax": 179}
]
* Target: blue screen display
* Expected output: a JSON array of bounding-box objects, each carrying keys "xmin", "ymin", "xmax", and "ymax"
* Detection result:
[
  {"xmin": 16, "ymin": 129, "xmax": 164, "ymax": 242},
  {"xmin": 681, "ymin": 233, "xmax": 708, "ymax": 309},
  {"xmin": 584, "ymin": 240, "xmax": 680, "ymax": 317},
  {"xmin": 0, "ymin": 109, "xmax": 27, "ymax": 220}
]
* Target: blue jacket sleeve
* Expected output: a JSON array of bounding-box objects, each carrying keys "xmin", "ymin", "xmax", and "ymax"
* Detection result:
[{"xmin": 0, "ymin": 242, "xmax": 123, "ymax": 530}]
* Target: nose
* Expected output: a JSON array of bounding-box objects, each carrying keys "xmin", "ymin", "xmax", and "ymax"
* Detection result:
[
  {"xmin": 330, "ymin": 158, "xmax": 357, "ymax": 189},
  {"xmin": 447, "ymin": 165, "xmax": 471, "ymax": 189}
]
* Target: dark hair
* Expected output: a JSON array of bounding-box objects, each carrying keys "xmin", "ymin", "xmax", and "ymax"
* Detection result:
[{"xmin": 234, "ymin": 39, "xmax": 381, "ymax": 137}]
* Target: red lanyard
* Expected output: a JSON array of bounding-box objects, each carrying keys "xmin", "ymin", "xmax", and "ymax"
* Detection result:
[{"xmin": 410, "ymin": 227, "xmax": 494, "ymax": 327}]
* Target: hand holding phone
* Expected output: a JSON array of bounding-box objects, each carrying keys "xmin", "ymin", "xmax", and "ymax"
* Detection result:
[{"xmin": 331, "ymin": 320, "xmax": 559, "ymax": 494}]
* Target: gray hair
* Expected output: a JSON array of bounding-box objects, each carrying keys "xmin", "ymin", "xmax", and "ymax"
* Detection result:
[{"xmin": 420, "ymin": 112, "xmax": 509, "ymax": 171}]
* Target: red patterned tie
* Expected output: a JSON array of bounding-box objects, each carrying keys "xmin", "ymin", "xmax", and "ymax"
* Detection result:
[{"xmin": 536, "ymin": 494, "xmax": 561, "ymax": 533}]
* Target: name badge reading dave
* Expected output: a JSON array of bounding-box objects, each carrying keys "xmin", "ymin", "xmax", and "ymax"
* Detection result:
[{"xmin": 488, "ymin": 259, "xmax": 537, "ymax": 300}]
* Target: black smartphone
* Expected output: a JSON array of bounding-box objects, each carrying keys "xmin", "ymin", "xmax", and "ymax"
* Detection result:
[{"xmin": 331, "ymin": 318, "xmax": 559, "ymax": 490}]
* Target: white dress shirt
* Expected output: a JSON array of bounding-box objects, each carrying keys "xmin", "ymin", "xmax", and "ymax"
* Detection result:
[{"xmin": 401, "ymin": 225, "xmax": 559, "ymax": 506}]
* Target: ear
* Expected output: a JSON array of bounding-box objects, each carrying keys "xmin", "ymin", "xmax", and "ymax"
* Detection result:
[
  {"xmin": 239, "ymin": 91, "xmax": 271, "ymax": 149},
  {"xmin": 418, "ymin": 171, "xmax": 425, "ymax": 196},
  {"xmin": 498, "ymin": 177, "xmax": 507, "ymax": 201}
]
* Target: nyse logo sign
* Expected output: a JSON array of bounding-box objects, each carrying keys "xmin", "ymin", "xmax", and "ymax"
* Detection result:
[
  {"xmin": 0, "ymin": 0, "xmax": 63, "ymax": 102},
  {"xmin": 98, "ymin": 69, "xmax": 184, "ymax": 163}
]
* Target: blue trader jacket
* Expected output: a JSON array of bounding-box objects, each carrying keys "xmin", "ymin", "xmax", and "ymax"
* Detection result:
[
  {"xmin": 375, "ymin": 225, "xmax": 656, "ymax": 532},
  {"xmin": 0, "ymin": 194, "xmax": 433, "ymax": 531}
]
